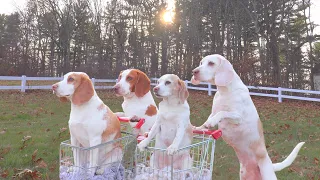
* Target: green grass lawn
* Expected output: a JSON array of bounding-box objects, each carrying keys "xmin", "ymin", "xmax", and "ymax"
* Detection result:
[{"xmin": 0, "ymin": 90, "xmax": 319, "ymax": 179}]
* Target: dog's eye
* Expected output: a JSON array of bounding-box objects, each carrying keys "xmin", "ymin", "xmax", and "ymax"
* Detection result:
[
  {"xmin": 68, "ymin": 77, "xmax": 74, "ymax": 82},
  {"xmin": 165, "ymin": 81, "xmax": 171, "ymax": 85},
  {"xmin": 117, "ymin": 75, "xmax": 122, "ymax": 82},
  {"xmin": 127, "ymin": 76, "xmax": 133, "ymax": 81},
  {"xmin": 208, "ymin": 62, "xmax": 215, "ymax": 66}
]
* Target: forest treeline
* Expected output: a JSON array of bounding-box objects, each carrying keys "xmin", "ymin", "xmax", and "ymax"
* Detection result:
[{"xmin": 0, "ymin": 0, "xmax": 319, "ymax": 89}]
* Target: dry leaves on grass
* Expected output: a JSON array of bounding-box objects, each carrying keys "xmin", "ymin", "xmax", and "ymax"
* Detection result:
[
  {"xmin": 12, "ymin": 168, "xmax": 42, "ymax": 179},
  {"xmin": 1, "ymin": 170, "xmax": 9, "ymax": 178},
  {"xmin": 22, "ymin": 135, "xmax": 32, "ymax": 142},
  {"xmin": 314, "ymin": 157, "xmax": 319, "ymax": 165},
  {"xmin": 58, "ymin": 127, "xmax": 68, "ymax": 137},
  {"xmin": 288, "ymin": 165, "xmax": 304, "ymax": 176},
  {"xmin": 20, "ymin": 136, "xmax": 32, "ymax": 150},
  {"xmin": 1, "ymin": 146, "xmax": 11, "ymax": 157},
  {"xmin": 32, "ymin": 149, "xmax": 47, "ymax": 168},
  {"xmin": 0, "ymin": 129, "xmax": 7, "ymax": 135}
]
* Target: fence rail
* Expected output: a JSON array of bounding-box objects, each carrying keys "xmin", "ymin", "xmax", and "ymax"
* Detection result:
[{"xmin": 0, "ymin": 75, "xmax": 319, "ymax": 103}]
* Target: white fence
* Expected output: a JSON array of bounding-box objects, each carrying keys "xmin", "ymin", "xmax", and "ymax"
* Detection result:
[{"xmin": 0, "ymin": 75, "xmax": 319, "ymax": 103}]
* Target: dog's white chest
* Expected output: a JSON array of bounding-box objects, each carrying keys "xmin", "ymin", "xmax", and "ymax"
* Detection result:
[
  {"xmin": 157, "ymin": 114, "xmax": 178, "ymax": 144},
  {"xmin": 69, "ymin": 120, "xmax": 90, "ymax": 147},
  {"xmin": 68, "ymin": 108, "xmax": 107, "ymax": 147},
  {"xmin": 122, "ymin": 100, "xmax": 146, "ymax": 116}
]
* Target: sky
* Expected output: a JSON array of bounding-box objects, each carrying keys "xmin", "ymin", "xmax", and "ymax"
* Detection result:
[{"xmin": 0, "ymin": 0, "xmax": 320, "ymax": 34}]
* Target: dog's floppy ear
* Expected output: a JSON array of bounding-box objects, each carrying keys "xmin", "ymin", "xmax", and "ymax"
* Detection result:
[
  {"xmin": 215, "ymin": 57, "xmax": 234, "ymax": 86},
  {"xmin": 178, "ymin": 80, "xmax": 189, "ymax": 104},
  {"xmin": 72, "ymin": 74, "xmax": 94, "ymax": 105},
  {"xmin": 59, "ymin": 97, "xmax": 68, "ymax": 102},
  {"xmin": 135, "ymin": 70, "xmax": 150, "ymax": 97}
]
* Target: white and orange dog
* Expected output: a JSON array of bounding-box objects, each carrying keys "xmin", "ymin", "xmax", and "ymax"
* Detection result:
[
  {"xmin": 52, "ymin": 72, "xmax": 122, "ymax": 175},
  {"xmin": 191, "ymin": 54, "xmax": 305, "ymax": 180},
  {"xmin": 113, "ymin": 69, "xmax": 157, "ymax": 136},
  {"xmin": 137, "ymin": 74, "xmax": 193, "ymax": 170}
]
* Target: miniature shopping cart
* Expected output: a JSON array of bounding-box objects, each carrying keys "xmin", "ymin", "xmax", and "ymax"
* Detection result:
[
  {"xmin": 132, "ymin": 128, "xmax": 222, "ymax": 180},
  {"xmin": 117, "ymin": 117, "xmax": 222, "ymax": 180},
  {"xmin": 59, "ymin": 117, "xmax": 144, "ymax": 180}
]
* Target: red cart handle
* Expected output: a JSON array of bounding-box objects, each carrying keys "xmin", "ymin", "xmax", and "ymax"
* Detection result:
[
  {"xmin": 118, "ymin": 117, "xmax": 145, "ymax": 129},
  {"xmin": 193, "ymin": 129, "xmax": 222, "ymax": 140},
  {"xmin": 142, "ymin": 129, "xmax": 222, "ymax": 140}
]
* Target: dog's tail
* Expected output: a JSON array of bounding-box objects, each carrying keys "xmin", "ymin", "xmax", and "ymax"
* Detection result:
[{"xmin": 273, "ymin": 142, "xmax": 305, "ymax": 172}]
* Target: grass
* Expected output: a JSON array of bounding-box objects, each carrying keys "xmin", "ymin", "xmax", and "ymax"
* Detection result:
[{"xmin": 0, "ymin": 90, "xmax": 319, "ymax": 179}]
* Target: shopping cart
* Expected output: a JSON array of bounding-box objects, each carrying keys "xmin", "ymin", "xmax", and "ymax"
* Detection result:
[
  {"xmin": 131, "ymin": 128, "xmax": 222, "ymax": 180},
  {"xmin": 59, "ymin": 117, "xmax": 144, "ymax": 180}
]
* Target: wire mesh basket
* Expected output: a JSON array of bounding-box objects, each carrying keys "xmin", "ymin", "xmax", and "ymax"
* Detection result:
[
  {"xmin": 133, "ymin": 129, "xmax": 222, "ymax": 180},
  {"xmin": 59, "ymin": 117, "xmax": 145, "ymax": 180}
]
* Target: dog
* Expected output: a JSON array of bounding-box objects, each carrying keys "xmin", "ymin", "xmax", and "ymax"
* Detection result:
[
  {"xmin": 52, "ymin": 72, "xmax": 122, "ymax": 175},
  {"xmin": 137, "ymin": 74, "xmax": 193, "ymax": 170},
  {"xmin": 191, "ymin": 54, "xmax": 305, "ymax": 180},
  {"xmin": 113, "ymin": 69, "xmax": 157, "ymax": 136}
]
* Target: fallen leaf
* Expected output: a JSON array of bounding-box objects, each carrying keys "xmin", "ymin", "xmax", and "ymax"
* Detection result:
[
  {"xmin": 288, "ymin": 166, "xmax": 302, "ymax": 173},
  {"xmin": 1, "ymin": 170, "xmax": 9, "ymax": 178},
  {"xmin": 32, "ymin": 149, "xmax": 38, "ymax": 162},
  {"xmin": 37, "ymin": 160, "xmax": 47, "ymax": 168},
  {"xmin": 22, "ymin": 136, "xmax": 32, "ymax": 142},
  {"xmin": 12, "ymin": 169, "xmax": 41, "ymax": 179},
  {"xmin": 59, "ymin": 127, "xmax": 67, "ymax": 133},
  {"xmin": 1, "ymin": 146, "xmax": 11, "ymax": 155},
  {"xmin": 314, "ymin": 157, "xmax": 319, "ymax": 165}
]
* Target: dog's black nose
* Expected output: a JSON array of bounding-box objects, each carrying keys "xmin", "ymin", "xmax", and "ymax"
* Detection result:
[
  {"xmin": 113, "ymin": 85, "xmax": 119, "ymax": 92},
  {"xmin": 52, "ymin": 84, "xmax": 58, "ymax": 91},
  {"xmin": 153, "ymin": 87, "xmax": 159, "ymax": 92}
]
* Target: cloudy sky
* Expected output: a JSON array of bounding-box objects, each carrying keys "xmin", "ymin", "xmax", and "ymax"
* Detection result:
[{"xmin": 0, "ymin": 0, "xmax": 320, "ymax": 34}]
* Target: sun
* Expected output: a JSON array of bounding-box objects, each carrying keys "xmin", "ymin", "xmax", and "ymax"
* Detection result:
[{"xmin": 163, "ymin": 10, "xmax": 174, "ymax": 24}]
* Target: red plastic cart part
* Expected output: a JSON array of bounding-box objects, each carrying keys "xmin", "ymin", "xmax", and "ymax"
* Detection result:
[
  {"xmin": 117, "ymin": 117, "xmax": 145, "ymax": 129},
  {"xmin": 193, "ymin": 129, "xmax": 222, "ymax": 140}
]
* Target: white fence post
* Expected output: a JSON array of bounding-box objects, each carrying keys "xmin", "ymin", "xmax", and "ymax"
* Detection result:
[
  {"xmin": 21, "ymin": 75, "xmax": 26, "ymax": 92},
  {"xmin": 278, "ymin": 87, "xmax": 282, "ymax": 103},
  {"xmin": 91, "ymin": 78, "xmax": 95, "ymax": 87},
  {"xmin": 185, "ymin": 80, "xmax": 188, "ymax": 89},
  {"xmin": 208, "ymin": 83, "xmax": 212, "ymax": 96}
]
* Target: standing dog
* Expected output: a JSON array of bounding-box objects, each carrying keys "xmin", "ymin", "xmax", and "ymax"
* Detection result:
[
  {"xmin": 191, "ymin": 54, "xmax": 304, "ymax": 180},
  {"xmin": 137, "ymin": 74, "xmax": 193, "ymax": 170},
  {"xmin": 113, "ymin": 69, "xmax": 157, "ymax": 136},
  {"xmin": 52, "ymin": 72, "xmax": 122, "ymax": 175}
]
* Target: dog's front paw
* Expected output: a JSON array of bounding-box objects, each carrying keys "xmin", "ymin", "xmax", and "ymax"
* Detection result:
[
  {"xmin": 195, "ymin": 123, "xmax": 211, "ymax": 130},
  {"xmin": 130, "ymin": 115, "xmax": 140, "ymax": 122},
  {"xmin": 202, "ymin": 121, "xmax": 214, "ymax": 129},
  {"xmin": 167, "ymin": 144, "xmax": 179, "ymax": 155},
  {"xmin": 115, "ymin": 112, "xmax": 125, "ymax": 117},
  {"xmin": 194, "ymin": 126, "xmax": 203, "ymax": 130},
  {"xmin": 137, "ymin": 139, "xmax": 149, "ymax": 152}
]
